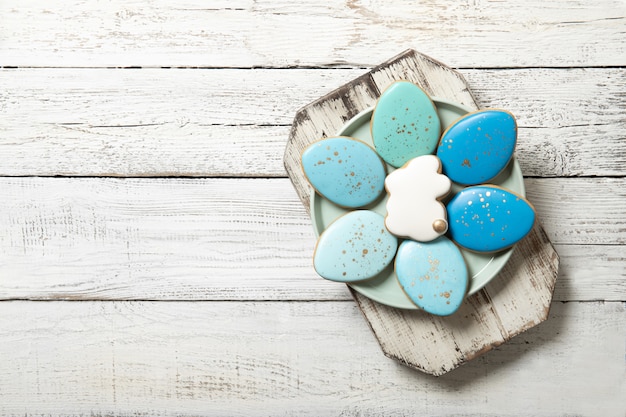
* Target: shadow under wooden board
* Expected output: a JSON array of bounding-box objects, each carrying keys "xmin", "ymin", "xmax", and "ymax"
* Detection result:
[{"xmin": 283, "ymin": 50, "xmax": 559, "ymax": 376}]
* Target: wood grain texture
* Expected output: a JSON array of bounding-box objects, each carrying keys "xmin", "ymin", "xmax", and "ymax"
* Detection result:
[
  {"xmin": 1, "ymin": 67, "xmax": 623, "ymax": 177},
  {"xmin": 0, "ymin": 301, "xmax": 623, "ymax": 416},
  {"xmin": 553, "ymin": 244, "xmax": 626, "ymax": 301},
  {"xmin": 0, "ymin": 0, "xmax": 624, "ymax": 410},
  {"xmin": 1, "ymin": 0, "xmax": 625, "ymax": 68},
  {"xmin": 525, "ymin": 177, "xmax": 626, "ymax": 245},
  {"xmin": 0, "ymin": 177, "xmax": 622, "ymax": 302}
]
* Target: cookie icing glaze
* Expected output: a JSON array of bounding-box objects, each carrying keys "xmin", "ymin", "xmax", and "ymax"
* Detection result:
[
  {"xmin": 314, "ymin": 210, "xmax": 398, "ymax": 282},
  {"xmin": 395, "ymin": 237, "xmax": 468, "ymax": 316},
  {"xmin": 302, "ymin": 137, "xmax": 386, "ymax": 208},
  {"xmin": 371, "ymin": 81, "xmax": 441, "ymax": 168},
  {"xmin": 446, "ymin": 185, "xmax": 536, "ymax": 252},
  {"xmin": 384, "ymin": 155, "xmax": 451, "ymax": 242},
  {"xmin": 437, "ymin": 109, "xmax": 517, "ymax": 185}
]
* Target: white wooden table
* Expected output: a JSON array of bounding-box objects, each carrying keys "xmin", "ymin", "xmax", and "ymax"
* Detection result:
[{"xmin": 1, "ymin": 1, "xmax": 624, "ymax": 415}]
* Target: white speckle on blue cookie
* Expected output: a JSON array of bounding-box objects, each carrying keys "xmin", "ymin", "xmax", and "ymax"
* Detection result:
[
  {"xmin": 437, "ymin": 109, "xmax": 517, "ymax": 185},
  {"xmin": 446, "ymin": 185, "xmax": 535, "ymax": 252},
  {"xmin": 302, "ymin": 137, "xmax": 386, "ymax": 208},
  {"xmin": 371, "ymin": 81, "xmax": 441, "ymax": 168},
  {"xmin": 314, "ymin": 210, "xmax": 398, "ymax": 282},
  {"xmin": 394, "ymin": 237, "xmax": 468, "ymax": 316}
]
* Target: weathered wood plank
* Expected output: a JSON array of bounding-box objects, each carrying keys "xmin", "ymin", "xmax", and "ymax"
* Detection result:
[
  {"xmin": 553, "ymin": 244, "xmax": 626, "ymax": 301},
  {"xmin": 1, "ymin": 67, "xmax": 623, "ymax": 177},
  {"xmin": 0, "ymin": 301, "xmax": 623, "ymax": 416},
  {"xmin": 0, "ymin": 177, "xmax": 622, "ymax": 301},
  {"xmin": 0, "ymin": 177, "xmax": 316, "ymax": 301},
  {"xmin": 525, "ymin": 177, "xmax": 626, "ymax": 245},
  {"xmin": 1, "ymin": 0, "xmax": 624, "ymax": 67}
]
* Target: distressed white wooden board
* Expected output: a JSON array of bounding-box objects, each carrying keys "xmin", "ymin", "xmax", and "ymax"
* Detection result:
[
  {"xmin": 0, "ymin": 301, "xmax": 623, "ymax": 416},
  {"xmin": 0, "ymin": 177, "xmax": 622, "ymax": 301},
  {"xmin": 1, "ymin": 0, "xmax": 625, "ymax": 68},
  {"xmin": 283, "ymin": 43, "xmax": 557, "ymax": 375},
  {"xmin": 1, "ymin": 67, "xmax": 624, "ymax": 177}
]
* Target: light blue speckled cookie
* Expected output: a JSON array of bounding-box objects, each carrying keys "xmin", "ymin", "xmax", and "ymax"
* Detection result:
[
  {"xmin": 437, "ymin": 109, "xmax": 517, "ymax": 185},
  {"xmin": 314, "ymin": 210, "xmax": 398, "ymax": 282},
  {"xmin": 395, "ymin": 237, "xmax": 468, "ymax": 316},
  {"xmin": 302, "ymin": 136, "xmax": 386, "ymax": 208},
  {"xmin": 447, "ymin": 185, "xmax": 536, "ymax": 252},
  {"xmin": 371, "ymin": 81, "xmax": 441, "ymax": 168}
]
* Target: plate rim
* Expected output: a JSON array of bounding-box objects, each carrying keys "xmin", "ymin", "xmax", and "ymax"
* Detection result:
[{"xmin": 310, "ymin": 98, "xmax": 524, "ymax": 309}]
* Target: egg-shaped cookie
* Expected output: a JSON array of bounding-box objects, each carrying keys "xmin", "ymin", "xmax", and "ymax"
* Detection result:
[
  {"xmin": 314, "ymin": 210, "xmax": 398, "ymax": 282},
  {"xmin": 302, "ymin": 137, "xmax": 386, "ymax": 208},
  {"xmin": 395, "ymin": 237, "xmax": 468, "ymax": 316},
  {"xmin": 446, "ymin": 185, "xmax": 535, "ymax": 252},
  {"xmin": 437, "ymin": 109, "xmax": 517, "ymax": 185},
  {"xmin": 371, "ymin": 81, "xmax": 441, "ymax": 168}
]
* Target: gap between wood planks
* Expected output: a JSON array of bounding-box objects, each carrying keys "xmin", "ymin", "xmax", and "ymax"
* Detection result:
[
  {"xmin": 1, "ymin": 65, "xmax": 625, "ymax": 70},
  {"xmin": 0, "ymin": 298, "xmax": 622, "ymax": 304},
  {"xmin": 0, "ymin": 175, "xmax": 624, "ymax": 180}
]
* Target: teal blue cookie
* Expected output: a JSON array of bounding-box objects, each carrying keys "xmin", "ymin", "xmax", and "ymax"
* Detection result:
[
  {"xmin": 447, "ymin": 185, "xmax": 536, "ymax": 252},
  {"xmin": 395, "ymin": 237, "xmax": 468, "ymax": 316},
  {"xmin": 314, "ymin": 210, "xmax": 398, "ymax": 282},
  {"xmin": 302, "ymin": 137, "xmax": 386, "ymax": 208},
  {"xmin": 371, "ymin": 81, "xmax": 441, "ymax": 168},
  {"xmin": 437, "ymin": 109, "xmax": 517, "ymax": 185}
]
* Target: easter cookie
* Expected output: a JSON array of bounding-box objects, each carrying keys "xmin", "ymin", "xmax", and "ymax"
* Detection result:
[
  {"xmin": 437, "ymin": 109, "xmax": 517, "ymax": 185},
  {"xmin": 371, "ymin": 81, "xmax": 441, "ymax": 168},
  {"xmin": 395, "ymin": 237, "xmax": 468, "ymax": 316},
  {"xmin": 301, "ymin": 136, "xmax": 386, "ymax": 208},
  {"xmin": 446, "ymin": 185, "xmax": 536, "ymax": 253},
  {"xmin": 314, "ymin": 210, "xmax": 398, "ymax": 282},
  {"xmin": 384, "ymin": 155, "xmax": 451, "ymax": 242}
]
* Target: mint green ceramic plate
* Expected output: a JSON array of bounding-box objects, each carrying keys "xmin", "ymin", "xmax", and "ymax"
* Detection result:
[{"xmin": 310, "ymin": 98, "xmax": 525, "ymax": 309}]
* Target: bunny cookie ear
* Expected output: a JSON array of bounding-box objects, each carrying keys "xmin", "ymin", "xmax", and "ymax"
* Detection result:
[
  {"xmin": 446, "ymin": 185, "xmax": 536, "ymax": 253},
  {"xmin": 437, "ymin": 109, "xmax": 517, "ymax": 186},
  {"xmin": 301, "ymin": 136, "xmax": 386, "ymax": 208}
]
